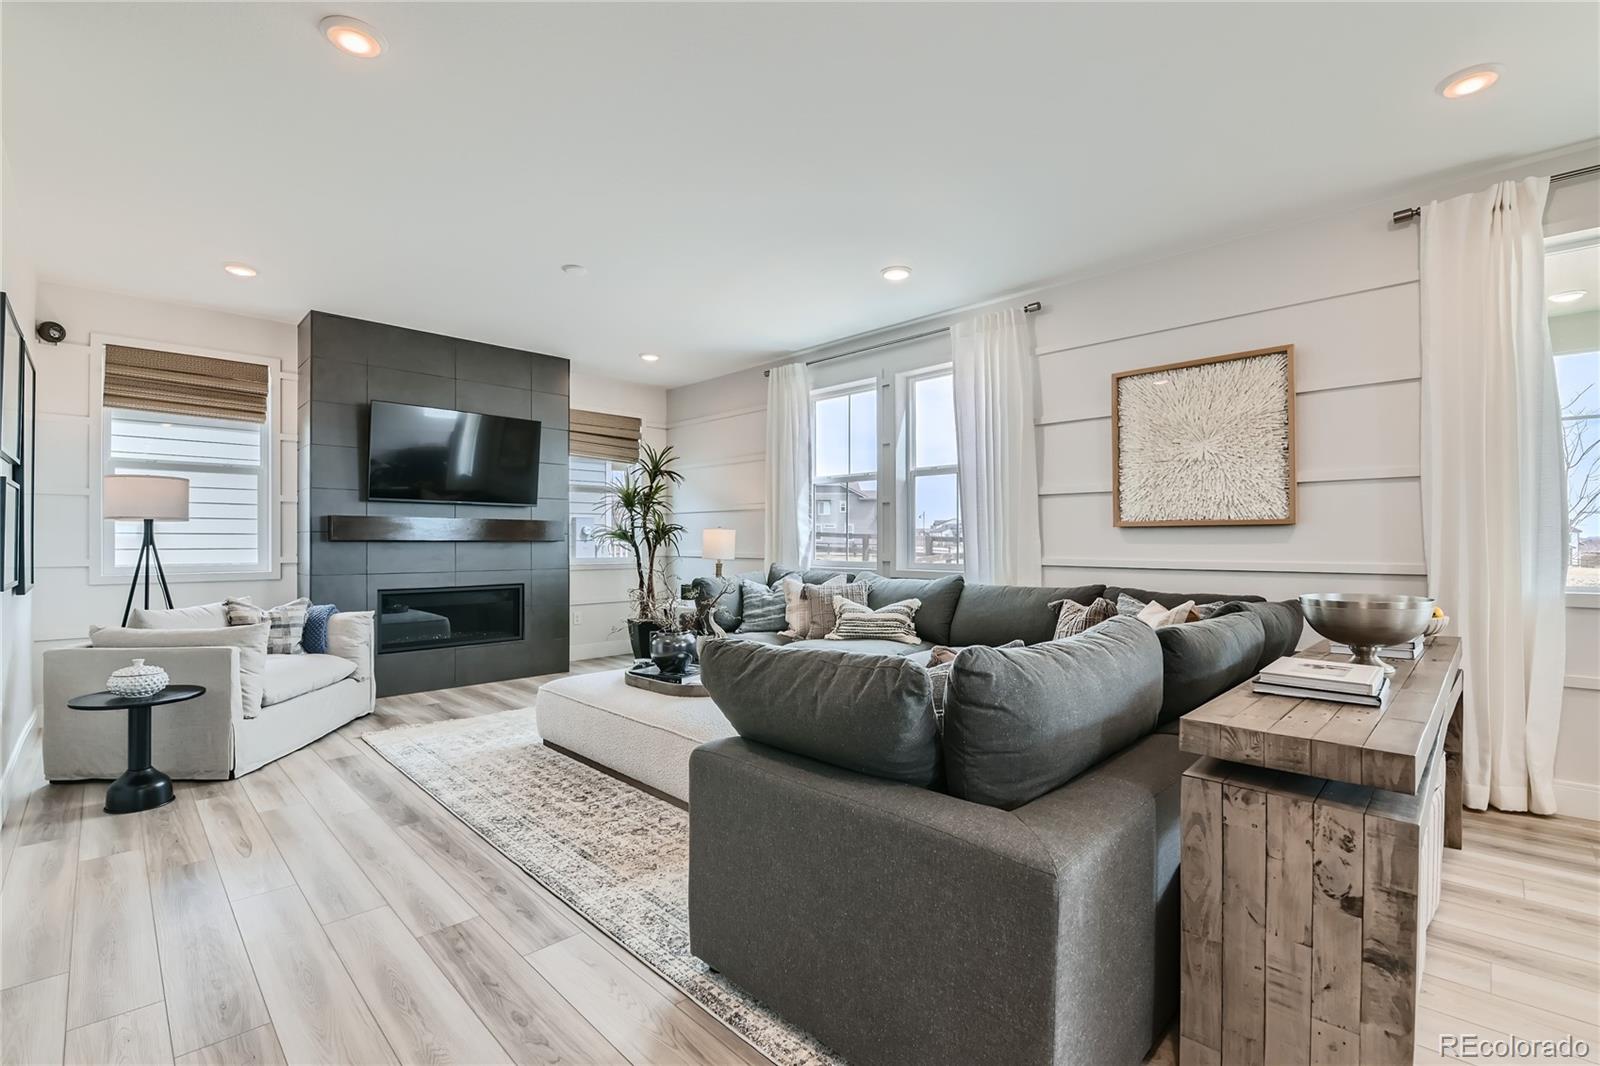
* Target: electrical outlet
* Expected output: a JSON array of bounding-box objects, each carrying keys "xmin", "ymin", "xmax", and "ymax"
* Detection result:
[{"xmin": 571, "ymin": 608, "xmax": 583, "ymax": 626}]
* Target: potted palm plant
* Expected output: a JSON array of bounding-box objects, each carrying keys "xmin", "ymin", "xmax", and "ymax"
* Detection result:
[{"xmin": 595, "ymin": 443, "xmax": 687, "ymax": 658}]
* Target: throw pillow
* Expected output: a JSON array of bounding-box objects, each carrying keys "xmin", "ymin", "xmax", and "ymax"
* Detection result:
[
  {"xmin": 300, "ymin": 604, "xmax": 338, "ymax": 654},
  {"xmin": 1135, "ymin": 599, "xmax": 1197, "ymax": 628},
  {"xmin": 126, "ymin": 599, "xmax": 242, "ymax": 630},
  {"xmin": 1116, "ymin": 592, "xmax": 1148, "ymax": 616},
  {"xmin": 800, "ymin": 580, "xmax": 867, "ymax": 639},
  {"xmin": 1050, "ymin": 596, "xmax": 1117, "ymax": 639},
  {"xmin": 226, "ymin": 597, "xmax": 311, "ymax": 654},
  {"xmin": 780, "ymin": 574, "xmax": 846, "ymax": 638},
  {"xmin": 828, "ymin": 597, "xmax": 922, "ymax": 644},
  {"xmin": 737, "ymin": 580, "xmax": 787, "ymax": 632},
  {"xmin": 90, "ymin": 622, "xmax": 270, "ymax": 719},
  {"xmin": 325, "ymin": 610, "xmax": 375, "ymax": 682}
]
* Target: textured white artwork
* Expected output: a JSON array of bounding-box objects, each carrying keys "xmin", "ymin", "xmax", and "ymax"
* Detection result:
[{"xmin": 1113, "ymin": 348, "xmax": 1295, "ymax": 525}]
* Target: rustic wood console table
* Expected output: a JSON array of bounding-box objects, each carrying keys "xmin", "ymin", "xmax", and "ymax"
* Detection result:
[{"xmin": 1177, "ymin": 637, "xmax": 1463, "ymax": 1066}]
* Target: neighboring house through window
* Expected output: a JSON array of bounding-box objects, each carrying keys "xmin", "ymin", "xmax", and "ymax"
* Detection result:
[
  {"xmin": 811, "ymin": 381, "xmax": 878, "ymax": 565},
  {"xmin": 570, "ymin": 453, "xmax": 636, "ymax": 562}
]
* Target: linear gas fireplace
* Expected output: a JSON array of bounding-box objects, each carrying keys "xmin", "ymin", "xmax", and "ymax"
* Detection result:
[{"xmin": 377, "ymin": 584, "xmax": 524, "ymax": 654}]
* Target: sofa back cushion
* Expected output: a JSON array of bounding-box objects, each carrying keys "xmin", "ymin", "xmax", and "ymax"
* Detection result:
[
  {"xmin": 1210, "ymin": 600, "xmax": 1305, "ymax": 671},
  {"xmin": 699, "ymin": 639, "xmax": 941, "ymax": 787},
  {"xmin": 947, "ymin": 583, "xmax": 1105, "ymax": 646},
  {"xmin": 766, "ymin": 564, "xmax": 857, "ymax": 587},
  {"xmin": 126, "ymin": 600, "xmax": 237, "ymax": 629},
  {"xmin": 90, "ymin": 622, "xmax": 270, "ymax": 719},
  {"xmin": 857, "ymin": 573, "xmax": 964, "ymax": 644},
  {"xmin": 941, "ymin": 615, "xmax": 1162, "ymax": 809},
  {"xmin": 1155, "ymin": 612, "xmax": 1265, "ymax": 723}
]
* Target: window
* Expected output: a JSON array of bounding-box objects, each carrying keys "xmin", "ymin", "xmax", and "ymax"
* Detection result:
[
  {"xmin": 904, "ymin": 368, "xmax": 961, "ymax": 569},
  {"xmin": 1548, "ymin": 236, "xmax": 1600, "ymax": 592},
  {"xmin": 569, "ymin": 454, "xmax": 635, "ymax": 562},
  {"xmin": 811, "ymin": 383, "xmax": 878, "ymax": 564},
  {"xmin": 103, "ymin": 409, "xmax": 269, "ymax": 574}
]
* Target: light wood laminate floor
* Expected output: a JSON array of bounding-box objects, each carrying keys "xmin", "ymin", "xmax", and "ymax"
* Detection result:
[{"xmin": 3, "ymin": 656, "xmax": 1597, "ymax": 1065}]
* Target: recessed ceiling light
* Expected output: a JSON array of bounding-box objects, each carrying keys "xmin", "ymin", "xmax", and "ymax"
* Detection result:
[
  {"xmin": 222, "ymin": 262, "xmax": 257, "ymax": 278},
  {"xmin": 881, "ymin": 265, "xmax": 912, "ymax": 282},
  {"xmin": 1550, "ymin": 290, "xmax": 1588, "ymax": 304},
  {"xmin": 1438, "ymin": 64, "xmax": 1502, "ymax": 99},
  {"xmin": 639, "ymin": 352, "xmax": 660, "ymax": 363},
  {"xmin": 561, "ymin": 263, "xmax": 588, "ymax": 276},
  {"xmin": 319, "ymin": 15, "xmax": 385, "ymax": 59}
]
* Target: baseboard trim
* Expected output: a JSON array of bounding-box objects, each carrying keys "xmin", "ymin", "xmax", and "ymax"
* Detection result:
[
  {"xmin": 1, "ymin": 711, "xmax": 41, "ymax": 825},
  {"xmin": 1555, "ymin": 778, "xmax": 1600, "ymax": 822},
  {"xmin": 571, "ymin": 639, "xmax": 633, "ymax": 662}
]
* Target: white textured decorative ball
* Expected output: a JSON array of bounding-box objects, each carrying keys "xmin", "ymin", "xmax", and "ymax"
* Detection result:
[{"xmin": 106, "ymin": 659, "xmax": 169, "ymax": 699}]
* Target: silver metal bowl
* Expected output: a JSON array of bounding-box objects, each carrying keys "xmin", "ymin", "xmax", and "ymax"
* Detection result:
[{"xmin": 1298, "ymin": 593, "xmax": 1437, "ymax": 674}]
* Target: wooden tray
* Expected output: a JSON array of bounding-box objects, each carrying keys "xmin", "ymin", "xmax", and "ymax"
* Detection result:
[{"xmin": 623, "ymin": 667, "xmax": 708, "ymax": 698}]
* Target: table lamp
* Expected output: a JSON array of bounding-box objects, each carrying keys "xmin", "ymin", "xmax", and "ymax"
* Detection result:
[
  {"xmin": 702, "ymin": 527, "xmax": 736, "ymax": 578},
  {"xmin": 104, "ymin": 474, "xmax": 190, "ymax": 625}
]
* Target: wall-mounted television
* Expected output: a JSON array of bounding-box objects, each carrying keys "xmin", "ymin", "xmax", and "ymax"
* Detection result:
[{"xmin": 367, "ymin": 401, "xmax": 541, "ymax": 506}]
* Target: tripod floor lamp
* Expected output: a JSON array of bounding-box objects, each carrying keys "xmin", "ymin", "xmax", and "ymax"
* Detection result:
[{"xmin": 104, "ymin": 475, "xmax": 191, "ymax": 626}]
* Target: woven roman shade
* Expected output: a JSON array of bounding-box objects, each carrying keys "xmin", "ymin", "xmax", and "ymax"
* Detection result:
[
  {"xmin": 104, "ymin": 345, "xmax": 270, "ymax": 423},
  {"xmin": 569, "ymin": 408, "xmax": 642, "ymax": 463}
]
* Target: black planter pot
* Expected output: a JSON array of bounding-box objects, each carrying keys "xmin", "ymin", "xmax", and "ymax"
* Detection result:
[{"xmin": 627, "ymin": 619, "xmax": 659, "ymax": 660}]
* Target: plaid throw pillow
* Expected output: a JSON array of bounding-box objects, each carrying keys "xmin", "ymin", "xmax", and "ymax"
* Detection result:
[
  {"xmin": 738, "ymin": 580, "xmax": 787, "ymax": 632},
  {"xmin": 779, "ymin": 575, "xmax": 846, "ymax": 637},
  {"xmin": 801, "ymin": 581, "xmax": 867, "ymax": 639},
  {"xmin": 225, "ymin": 596, "xmax": 311, "ymax": 654},
  {"xmin": 1050, "ymin": 596, "xmax": 1117, "ymax": 640},
  {"xmin": 827, "ymin": 597, "xmax": 921, "ymax": 644}
]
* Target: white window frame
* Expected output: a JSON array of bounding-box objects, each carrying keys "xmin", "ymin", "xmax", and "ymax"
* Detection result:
[
  {"xmin": 898, "ymin": 363, "xmax": 961, "ymax": 573},
  {"xmin": 569, "ymin": 453, "xmax": 638, "ymax": 569},
  {"xmin": 1547, "ymin": 230, "xmax": 1600, "ymax": 606},
  {"xmin": 89, "ymin": 334, "xmax": 280, "ymax": 584},
  {"xmin": 810, "ymin": 378, "xmax": 880, "ymax": 568}
]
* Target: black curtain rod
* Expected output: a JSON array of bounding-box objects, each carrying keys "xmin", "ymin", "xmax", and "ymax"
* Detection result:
[
  {"xmin": 765, "ymin": 301, "xmax": 1042, "ymax": 377},
  {"xmin": 1390, "ymin": 164, "xmax": 1600, "ymax": 226}
]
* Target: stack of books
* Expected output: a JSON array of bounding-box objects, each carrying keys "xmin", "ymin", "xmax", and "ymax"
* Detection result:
[
  {"xmin": 1328, "ymin": 635, "xmax": 1424, "ymax": 660},
  {"xmin": 1254, "ymin": 656, "xmax": 1390, "ymax": 707}
]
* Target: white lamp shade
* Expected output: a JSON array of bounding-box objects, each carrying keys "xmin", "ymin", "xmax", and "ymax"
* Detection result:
[
  {"xmin": 103, "ymin": 475, "xmax": 190, "ymax": 521},
  {"xmin": 702, "ymin": 527, "xmax": 736, "ymax": 562}
]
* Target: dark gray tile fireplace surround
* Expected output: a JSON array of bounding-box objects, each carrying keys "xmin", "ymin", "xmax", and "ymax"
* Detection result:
[{"xmin": 296, "ymin": 311, "xmax": 570, "ymax": 696}]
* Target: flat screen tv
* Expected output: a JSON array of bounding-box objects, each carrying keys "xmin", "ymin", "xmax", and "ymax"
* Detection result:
[{"xmin": 367, "ymin": 401, "xmax": 541, "ymax": 506}]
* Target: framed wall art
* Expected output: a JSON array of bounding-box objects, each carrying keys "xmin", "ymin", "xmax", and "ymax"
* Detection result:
[
  {"xmin": 0, "ymin": 293, "xmax": 21, "ymax": 467},
  {"xmin": 1111, "ymin": 344, "xmax": 1296, "ymax": 527}
]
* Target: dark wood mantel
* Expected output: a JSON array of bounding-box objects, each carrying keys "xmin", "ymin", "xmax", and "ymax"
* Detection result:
[{"xmin": 326, "ymin": 514, "xmax": 564, "ymax": 543}]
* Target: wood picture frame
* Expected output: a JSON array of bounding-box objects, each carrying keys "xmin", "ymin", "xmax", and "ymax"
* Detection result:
[{"xmin": 1111, "ymin": 344, "xmax": 1297, "ymax": 527}]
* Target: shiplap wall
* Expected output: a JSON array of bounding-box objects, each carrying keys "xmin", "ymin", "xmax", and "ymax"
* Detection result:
[
  {"xmin": 28, "ymin": 284, "xmax": 303, "ymax": 703},
  {"xmin": 664, "ymin": 145, "xmax": 1600, "ymax": 816},
  {"xmin": 569, "ymin": 372, "xmax": 670, "ymax": 658}
]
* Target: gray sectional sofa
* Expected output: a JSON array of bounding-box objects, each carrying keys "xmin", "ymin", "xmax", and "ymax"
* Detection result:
[{"xmin": 689, "ymin": 567, "xmax": 1302, "ymax": 1066}]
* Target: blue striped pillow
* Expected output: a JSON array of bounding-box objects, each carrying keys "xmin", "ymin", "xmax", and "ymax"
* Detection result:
[{"xmin": 300, "ymin": 603, "xmax": 337, "ymax": 653}]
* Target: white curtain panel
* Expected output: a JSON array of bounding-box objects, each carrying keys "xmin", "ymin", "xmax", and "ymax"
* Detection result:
[
  {"xmin": 764, "ymin": 363, "xmax": 814, "ymax": 570},
  {"xmin": 951, "ymin": 308, "xmax": 1043, "ymax": 585},
  {"xmin": 1420, "ymin": 177, "xmax": 1567, "ymax": 814}
]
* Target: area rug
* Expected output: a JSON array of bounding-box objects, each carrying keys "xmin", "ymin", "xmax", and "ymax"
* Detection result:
[{"xmin": 362, "ymin": 707, "xmax": 840, "ymax": 1066}]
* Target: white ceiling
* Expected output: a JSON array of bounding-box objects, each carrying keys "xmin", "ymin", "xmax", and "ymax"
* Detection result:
[
  {"xmin": 1549, "ymin": 239, "xmax": 1600, "ymax": 316},
  {"xmin": 4, "ymin": 2, "xmax": 1598, "ymax": 387}
]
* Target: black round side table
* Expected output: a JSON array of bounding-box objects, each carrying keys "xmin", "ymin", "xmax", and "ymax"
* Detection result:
[{"xmin": 66, "ymin": 685, "xmax": 206, "ymax": 814}]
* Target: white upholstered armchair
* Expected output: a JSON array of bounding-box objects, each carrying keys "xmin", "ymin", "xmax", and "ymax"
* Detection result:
[{"xmin": 41, "ymin": 608, "xmax": 375, "ymax": 780}]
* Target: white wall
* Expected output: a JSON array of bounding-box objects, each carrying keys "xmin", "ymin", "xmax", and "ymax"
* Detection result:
[
  {"xmin": 1, "ymin": 144, "xmax": 40, "ymax": 811},
  {"xmin": 666, "ymin": 143, "xmax": 1600, "ymax": 818},
  {"xmin": 28, "ymin": 283, "xmax": 302, "ymax": 703},
  {"xmin": 569, "ymin": 370, "xmax": 668, "ymax": 658},
  {"xmin": 666, "ymin": 365, "xmax": 769, "ymax": 585}
]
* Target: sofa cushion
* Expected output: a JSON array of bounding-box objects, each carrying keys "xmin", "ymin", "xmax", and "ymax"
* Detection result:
[
  {"xmin": 261, "ymin": 654, "xmax": 358, "ymax": 707},
  {"xmin": 325, "ymin": 611, "xmax": 375, "ymax": 682},
  {"xmin": 857, "ymin": 573, "xmax": 964, "ymax": 644},
  {"xmin": 1155, "ymin": 612, "xmax": 1265, "ymax": 723},
  {"xmin": 90, "ymin": 622, "xmax": 270, "ymax": 719},
  {"xmin": 1211, "ymin": 600, "xmax": 1304, "ymax": 672},
  {"xmin": 947, "ymin": 583, "xmax": 1104, "ymax": 646},
  {"xmin": 940, "ymin": 615, "xmax": 1163, "ymax": 809},
  {"xmin": 700, "ymin": 639, "xmax": 941, "ymax": 787},
  {"xmin": 766, "ymin": 564, "xmax": 853, "ymax": 587},
  {"xmin": 127, "ymin": 600, "xmax": 239, "ymax": 630}
]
